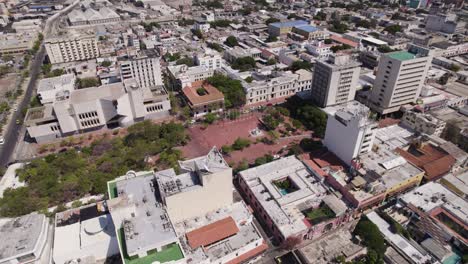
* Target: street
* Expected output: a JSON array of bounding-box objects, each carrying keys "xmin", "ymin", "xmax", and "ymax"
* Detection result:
[
  {"xmin": 0, "ymin": 46, "xmax": 44, "ymax": 167},
  {"xmin": 0, "ymin": 0, "xmax": 80, "ymax": 168}
]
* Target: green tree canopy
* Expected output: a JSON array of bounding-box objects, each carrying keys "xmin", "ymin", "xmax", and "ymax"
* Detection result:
[
  {"xmin": 206, "ymin": 74, "xmax": 246, "ymax": 108},
  {"xmin": 224, "ymin": 36, "xmax": 239, "ymax": 47}
]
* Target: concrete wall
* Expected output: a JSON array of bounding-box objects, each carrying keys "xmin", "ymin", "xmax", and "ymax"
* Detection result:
[{"xmin": 165, "ymin": 168, "xmax": 233, "ymax": 223}]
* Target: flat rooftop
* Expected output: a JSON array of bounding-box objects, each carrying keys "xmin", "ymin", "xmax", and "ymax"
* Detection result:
[
  {"xmin": 109, "ymin": 172, "xmax": 178, "ymax": 258},
  {"xmin": 0, "ymin": 213, "xmax": 47, "ymax": 261},
  {"xmin": 239, "ymin": 156, "xmax": 339, "ymax": 238},
  {"xmin": 156, "ymin": 147, "xmax": 230, "ymax": 198},
  {"xmin": 367, "ymin": 211, "xmax": 431, "ymax": 264},
  {"xmin": 37, "ymin": 73, "xmax": 75, "ymax": 92},
  {"xmin": 298, "ymin": 227, "xmax": 364, "ymax": 264},
  {"xmin": 360, "ymin": 144, "xmax": 424, "ymax": 190},
  {"xmin": 400, "ymin": 182, "xmax": 468, "ymax": 223},
  {"xmin": 387, "ymin": 51, "xmax": 416, "ymax": 61}
]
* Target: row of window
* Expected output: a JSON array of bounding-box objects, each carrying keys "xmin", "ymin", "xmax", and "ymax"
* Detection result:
[
  {"xmin": 147, "ymin": 104, "xmax": 164, "ymax": 113},
  {"xmin": 81, "ymin": 118, "xmax": 100, "ymax": 128},
  {"xmin": 78, "ymin": 111, "xmax": 98, "ymax": 120}
]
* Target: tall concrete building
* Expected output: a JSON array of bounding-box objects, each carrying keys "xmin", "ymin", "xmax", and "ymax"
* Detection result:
[
  {"xmin": 370, "ymin": 45, "xmax": 434, "ymax": 115},
  {"xmin": 323, "ymin": 101, "xmax": 377, "ymax": 165},
  {"xmin": 311, "ymin": 54, "xmax": 361, "ymax": 108},
  {"xmin": 119, "ymin": 52, "xmax": 163, "ymax": 89},
  {"xmin": 45, "ymin": 34, "xmax": 99, "ymax": 64}
]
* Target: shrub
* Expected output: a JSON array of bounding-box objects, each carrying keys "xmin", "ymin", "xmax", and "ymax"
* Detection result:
[{"xmin": 232, "ymin": 137, "xmax": 251, "ymax": 150}]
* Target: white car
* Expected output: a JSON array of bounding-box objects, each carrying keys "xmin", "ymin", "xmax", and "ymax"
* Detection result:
[{"xmin": 0, "ymin": 136, "xmax": 4, "ymax": 145}]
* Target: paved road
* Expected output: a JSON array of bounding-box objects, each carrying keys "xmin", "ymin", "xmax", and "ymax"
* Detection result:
[
  {"xmin": 0, "ymin": 1, "xmax": 79, "ymax": 167},
  {"xmin": 0, "ymin": 46, "xmax": 45, "ymax": 167}
]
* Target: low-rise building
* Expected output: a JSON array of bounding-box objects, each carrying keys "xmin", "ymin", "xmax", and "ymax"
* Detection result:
[
  {"xmin": 53, "ymin": 203, "xmax": 120, "ymax": 264},
  {"xmin": 396, "ymin": 141, "xmax": 456, "ymax": 181},
  {"xmin": 37, "ymin": 74, "xmax": 76, "ymax": 104},
  {"xmin": 0, "ymin": 213, "xmax": 49, "ymax": 264},
  {"xmin": 399, "ymin": 182, "xmax": 468, "ymax": 248},
  {"xmin": 67, "ymin": 6, "xmax": 120, "ymax": 26},
  {"xmin": 290, "ymin": 25, "xmax": 326, "ymax": 41},
  {"xmin": 0, "ymin": 32, "xmax": 36, "ymax": 55},
  {"xmin": 167, "ymin": 64, "xmax": 214, "ymax": 89},
  {"xmin": 244, "ymin": 69, "xmax": 312, "ymax": 106},
  {"xmin": 195, "ymin": 49, "xmax": 223, "ymax": 70},
  {"xmin": 25, "ymin": 80, "xmax": 171, "ymax": 143},
  {"xmin": 224, "ymin": 47, "xmax": 262, "ymax": 63},
  {"xmin": 401, "ymin": 110, "xmax": 446, "ymax": 137},
  {"xmin": 238, "ymin": 156, "xmax": 351, "ymax": 244},
  {"xmin": 425, "ymin": 14, "xmax": 466, "ymax": 34},
  {"xmin": 367, "ymin": 212, "xmax": 432, "ymax": 264},
  {"xmin": 182, "ymin": 80, "xmax": 224, "ymax": 118},
  {"xmin": 305, "ymin": 41, "xmax": 333, "ymax": 60},
  {"xmin": 268, "ymin": 20, "xmax": 309, "ymax": 37}
]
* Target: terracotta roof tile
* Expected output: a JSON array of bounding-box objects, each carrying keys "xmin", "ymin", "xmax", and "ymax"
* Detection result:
[
  {"xmin": 182, "ymin": 81, "xmax": 224, "ymax": 107},
  {"xmin": 396, "ymin": 144, "xmax": 456, "ymax": 181},
  {"xmin": 186, "ymin": 217, "xmax": 239, "ymax": 249},
  {"xmin": 226, "ymin": 241, "xmax": 268, "ymax": 264}
]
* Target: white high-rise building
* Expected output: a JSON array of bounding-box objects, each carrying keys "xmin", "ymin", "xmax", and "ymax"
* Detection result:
[
  {"xmin": 119, "ymin": 52, "xmax": 163, "ymax": 89},
  {"xmin": 370, "ymin": 45, "xmax": 434, "ymax": 115},
  {"xmin": 45, "ymin": 34, "xmax": 99, "ymax": 64},
  {"xmin": 323, "ymin": 101, "xmax": 377, "ymax": 165},
  {"xmin": 310, "ymin": 54, "xmax": 361, "ymax": 107}
]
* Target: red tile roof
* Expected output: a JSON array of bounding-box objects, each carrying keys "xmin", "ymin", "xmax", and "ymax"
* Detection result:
[
  {"xmin": 396, "ymin": 144, "xmax": 456, "ymax": 181},
  {"xmin": 182, "ymin": 81, "xmax": 224, "ymax": 107},
  {"xmin": 329, "ymin": 35, "xmax": 359, "ymax": 48},
  {"xmin": 186, "ymin": 217, "xmax": 239, "ymax": 249},
  {"xmin": 378, "ymin": 118, "xmax": 400, "ymax": 128},
  {"xmin": 226, "ymin": 241, "xmax": 268, "ymax": 264}
]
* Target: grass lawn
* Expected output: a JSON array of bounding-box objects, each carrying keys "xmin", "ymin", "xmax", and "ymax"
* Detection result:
[
  {"xmin": 117, "ymin": 228, "xmax": 184, "ymax": 264},
  {"xmin": 304, "ymin": 204, "xmax": 335, "ymax": 225}
]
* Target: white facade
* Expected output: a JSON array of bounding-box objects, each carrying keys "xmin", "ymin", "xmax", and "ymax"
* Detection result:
[
  {"xmin": 193, "ymin": 22, "xmax": 210, "ymax": 33},
  {"xmin": 311, "ymin": 55, "xmax": 361, "ymax": 108},
  {"xmin": 45, "ymin": 35, "xmax": 99, "ymax": 64},
  {"xmin": 401, "ymin": 110, "xmax": 446, "ymax": 137},
  {"xmin": 195, "ymin": 50, "xmax": 222, "ymax": 70},
  {"xmin": 305, "ymin": 41, "xmax": 333, "ymax": 60},
  {"xmin": 25, "ymin": 80, "xmax": 171, "ymax": 143},
  {"xmin": 167, "ymin": 64, "xmax": 214, "ymax": 88},
  {"xmin": 370, "ymin": 45, "xmax": 433, "ymax": 115},
  {"xmin": 37, "ymin": 74, "xmax": 76, "ymax": 104},
  {"xmin": 120, "ymin": 56, "xmax": 163, "ymax": 89},
  {"xmin": 323, "ymin": 101, "xmax": 377, "ymax": 165},
  {"xmin": 425, "ymin": 14, "xmax": 466, "ymax": 34},
  {"xmin": 245, "ymin": 69, "xmax": 312, "ymax": 105}
]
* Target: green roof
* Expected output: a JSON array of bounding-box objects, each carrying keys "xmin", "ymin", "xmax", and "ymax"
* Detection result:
[
  {"xmin": 387, "ymin": 51, "xmax": 416, "ymax": 61},
  {"xmin": 117, "ymin": 228, "xmax": 184, "ymax": 264}
]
